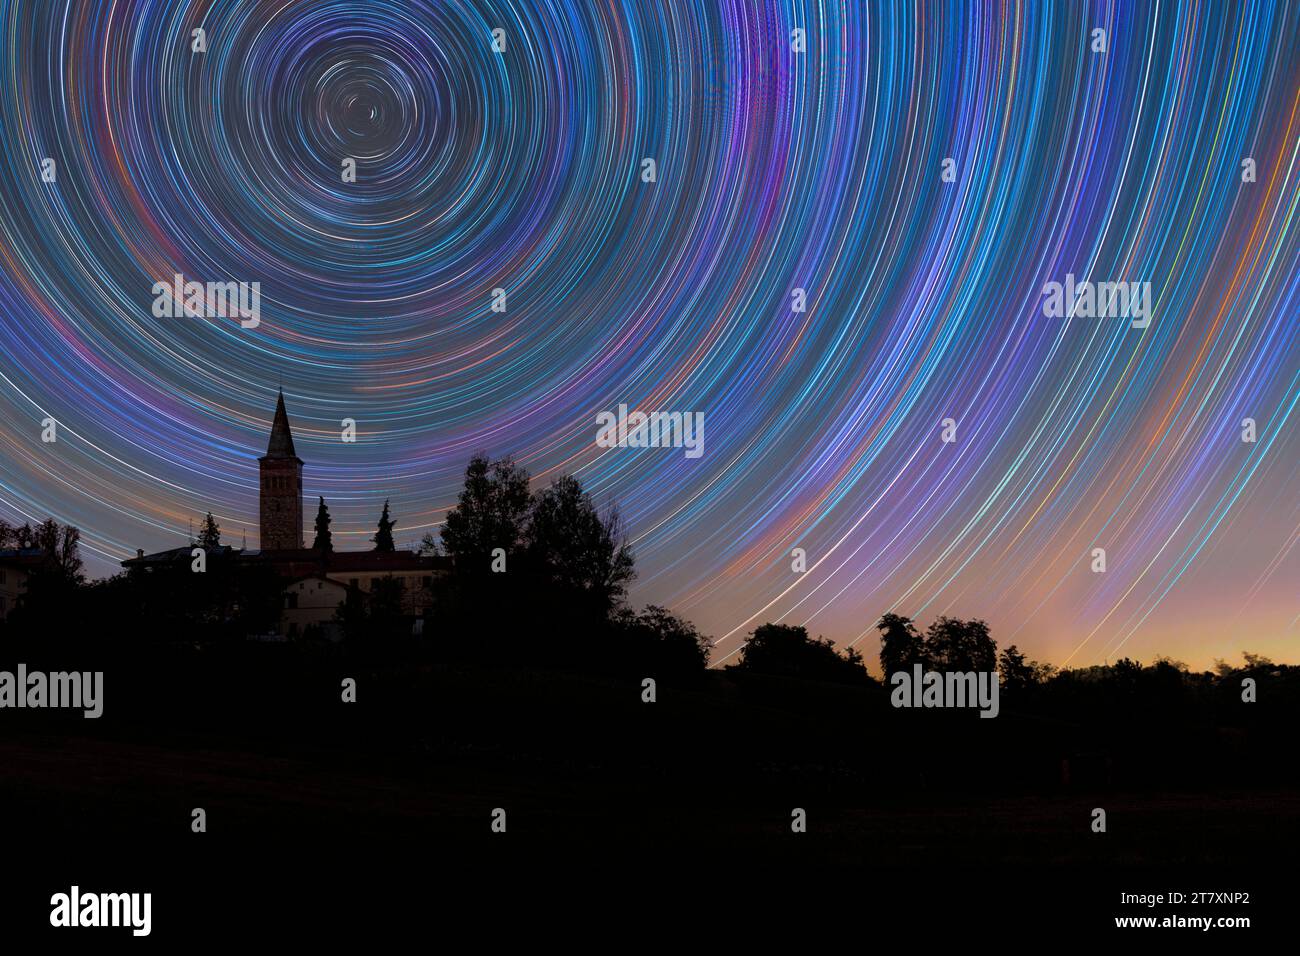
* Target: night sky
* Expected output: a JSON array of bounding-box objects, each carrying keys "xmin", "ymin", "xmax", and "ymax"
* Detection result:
[{"xmin": 0, "ymin": 1, "xmax": 1296, "ymax": 670}]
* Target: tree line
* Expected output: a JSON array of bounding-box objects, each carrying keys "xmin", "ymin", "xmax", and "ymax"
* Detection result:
[{"xmin": 0, "ymin": 465, "xmax": 1288, "ymax": 706}]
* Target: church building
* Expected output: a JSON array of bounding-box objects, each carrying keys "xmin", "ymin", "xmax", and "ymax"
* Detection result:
[{"xmin": 124, "ymin": 392, "xmax": 444, "ymax": 638}]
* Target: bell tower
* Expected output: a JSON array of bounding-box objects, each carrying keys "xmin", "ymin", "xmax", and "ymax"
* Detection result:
[{"xmin": 259, "ymin": 390, "xmax": 304, "ymax": 550}]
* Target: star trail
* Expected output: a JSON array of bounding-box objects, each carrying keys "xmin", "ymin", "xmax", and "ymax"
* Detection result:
[{"xmin": 0, "ymin": 1, "xmax": 1296, "ymax": 669}]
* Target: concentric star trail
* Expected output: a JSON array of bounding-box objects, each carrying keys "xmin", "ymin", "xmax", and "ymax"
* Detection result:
[{"xmin": 0, "ymin": 1, "xmax": 1296, "ymax": 669}]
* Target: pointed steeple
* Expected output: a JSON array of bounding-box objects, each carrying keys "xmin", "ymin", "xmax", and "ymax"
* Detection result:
[
  {"xmin": 258, "ymin": 390, "xmax": 305, "ymax": 549},
  {"xmin": 264, "ymin": 389, "xmax": 299, "ymax": 460}
]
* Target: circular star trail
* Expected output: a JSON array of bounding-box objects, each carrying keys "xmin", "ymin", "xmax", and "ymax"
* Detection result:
[{"xmin": 0, "ymin": 1, "xmax": 1297, "ymax": 668}]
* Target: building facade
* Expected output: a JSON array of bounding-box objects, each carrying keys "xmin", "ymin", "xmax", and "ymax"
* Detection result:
[{"xmin": 282, "ymin": 576, "xmax": 350, "ymax": 639}]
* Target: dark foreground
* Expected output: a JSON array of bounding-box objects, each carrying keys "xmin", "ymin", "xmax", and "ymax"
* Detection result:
[{"xmin": 0, "ymin": 644, "xmax": 1293, "ymax": 939}]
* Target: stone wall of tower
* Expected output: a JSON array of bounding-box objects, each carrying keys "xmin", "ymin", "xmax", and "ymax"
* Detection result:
[{"xmin": 259, "ymin": 458, "xmax": 303, "ymax": 549}]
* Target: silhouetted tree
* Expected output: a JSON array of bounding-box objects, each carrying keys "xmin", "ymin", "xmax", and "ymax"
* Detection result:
[
  {"xmin": 373, "ymin": 499, "xmax": 395, "ymax": 552},
  {"xmin": 608, "ymin": 605, "xmax": 710, "ymax": 676},
  {"xmin": 197, "ymin": 512, "xmax": 221, "ymax": 549},
  {"xmin": 441, "ymin": 455, "xmax": 531, "ymax": 572},
  {"xmin": 336, "ymin": 585, "xmax": 368, "ymax": 641},
  {"xmin": 336, "ymin": 577, "xmax": 408, "ymax": 647},
  {"xmin": 312, "ymin": 498, "xmax": 333, "ymax": 553},
  {"xmin": 525, "ymin": 475, "xmax": 634, "ymax": 618},
  {"xmin": 877, "ymin": 613, "xmax": 927, "ymax": 677},
  {"xmin": 1217, "ymin": 651, "xmax": 1276, "ymax": 677},
  {"xmin": 998, "ymin": 644, "xmax": 1040, "ymax": 695},
  {"xmin": 730, "ymin": 623, "xmax": 870, "ymax": 685},
  {"xmin": 25, "ymin": 519, "xmax": 84, "ymax": 581},
  {"xmin": 1111, "ymin": 657, "xmax": 1142, "ymax": 681},
  {"xmin": 923, "ymin": 617, "xmax": 996, "ymax": 671},
  {"xmin": 368, "ymin": 575, "xmax": 407, "ymax": 637},
  {"xmin": 7, "ymin": 519, "xmax": 85, "ymax": 630}
]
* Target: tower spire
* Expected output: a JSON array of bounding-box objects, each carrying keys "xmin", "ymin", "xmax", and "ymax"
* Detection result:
[{"xmin": 265, "ymin": 390, "xmax": 299, "ymax": 460}]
